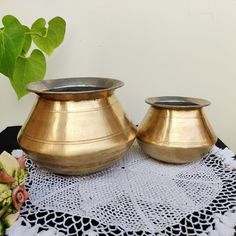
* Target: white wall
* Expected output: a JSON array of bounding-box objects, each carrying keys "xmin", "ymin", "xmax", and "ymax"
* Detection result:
[{"xmin": 1, "ymin": 0, "xmax": 236, "ymax": 151}]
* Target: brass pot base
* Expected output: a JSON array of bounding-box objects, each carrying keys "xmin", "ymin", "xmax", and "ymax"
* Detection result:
[
  {"xmin": 24, "ymin": 140, "xmax": 134, "ymax": 175},
  {"xmin": 137, "ymin": 139, "xmax": 213, "ymax": 164}
]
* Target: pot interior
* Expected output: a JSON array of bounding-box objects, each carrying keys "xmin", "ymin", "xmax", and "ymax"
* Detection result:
[
  {"xmin": 47, "ymin": 86, "xmax": 106, "ymax": 92},
  {"xmin": 154, "ymin": 101, "xmax": 198, "ymax": 107}
]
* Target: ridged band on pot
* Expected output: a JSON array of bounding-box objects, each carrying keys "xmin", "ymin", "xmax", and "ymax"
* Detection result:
[
  {"xmin": 18, "ymin": 77, "xmax": 137, "ymax": 175},
  {"xmin": 137, "ymin": 96, "xmax": 217, "ymax": 163}
]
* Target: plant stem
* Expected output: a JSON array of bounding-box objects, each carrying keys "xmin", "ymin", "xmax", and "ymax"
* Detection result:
[{"xmin": 25, "ymin": 32, "xmax": 44, "ymax": 37}]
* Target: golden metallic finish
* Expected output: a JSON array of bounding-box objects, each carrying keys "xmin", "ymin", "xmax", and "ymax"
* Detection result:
[
  {"xmin": 137, "ymin": 96, "xmax": 217, "ymax": 163},
  {"xmin": 18, "ymin": 77, "xmax": 137, "ymax": 175}
]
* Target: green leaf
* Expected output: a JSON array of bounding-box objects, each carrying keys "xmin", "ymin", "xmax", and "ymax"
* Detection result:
[
  {"xmin": 2, "ymin": 211, "xmax": 20, "ymax": 228},
  {"xmin": 21, "ymin": 26, "xmax": 32, "ymax": 56},
  {"xmin": 11, "ymin": 49, "xmax": 46, "ymax": 99},
  {"xmin": 31, "ymin": 16, "xmax": 66, "ymax": 55},
  {"xmin": 0, "ymin": 15, "xmax": 25, "ymax": 78},
  {"xmin": 0, "ymin": 221, "xmax": 5, "ymax": 236},
  {"xmin": 0, "ymin": 206, "xmax": 9, "ymax": 218}
]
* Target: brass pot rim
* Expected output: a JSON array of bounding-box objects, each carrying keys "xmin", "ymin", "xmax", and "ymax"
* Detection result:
[
  {"xmin": 145, "ymin": 96, "xmax": 211, "ymax": 109},
  {"xmin": 27, "ymin": 77, "xmax": 124, "ymax": 95}
]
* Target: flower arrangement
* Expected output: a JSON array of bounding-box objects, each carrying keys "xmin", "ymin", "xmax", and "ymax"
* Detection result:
[{"xmin": 0, "ymin": 151, "xmax": 28, "ymax": 235}]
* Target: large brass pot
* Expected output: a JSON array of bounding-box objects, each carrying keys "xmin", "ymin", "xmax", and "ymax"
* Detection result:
[
  {"xmin": 137, "ymin": 96, "xmax": 217, "ymax": 163},
  {"xmin": 18, "ymin": 77, "xmax": 137, "ymax": 175}
]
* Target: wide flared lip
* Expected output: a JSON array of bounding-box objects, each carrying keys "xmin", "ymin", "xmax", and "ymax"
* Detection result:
[
  {"xmin": 145, "ymin": 96, "xmax": 211, "ymax": 109},
  {"xmin": 27, "ymin": 77, "xmax": 124, "ymax": 95}
]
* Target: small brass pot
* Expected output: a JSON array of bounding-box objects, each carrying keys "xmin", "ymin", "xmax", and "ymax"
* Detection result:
[
  {"xmin": 137, "ymin": 96, "xmax": 217, "ymax": 163},
  {"xmin": 18, "ymin": 77, "xmax": 137, "ymax": 175}
]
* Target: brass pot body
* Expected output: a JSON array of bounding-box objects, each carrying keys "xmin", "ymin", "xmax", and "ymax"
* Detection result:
[
  {"xmin": 18, "ymin": 78, "xmax": 137, "ymax": 175},
  {"xmin": 137, "ymin": 97, "xmax": 217, "ymax": 163}
]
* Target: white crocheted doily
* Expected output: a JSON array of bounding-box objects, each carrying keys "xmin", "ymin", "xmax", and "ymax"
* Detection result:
[{"xmin": 21, "ymin": 143, "xmax": 235, "ymax": 235}]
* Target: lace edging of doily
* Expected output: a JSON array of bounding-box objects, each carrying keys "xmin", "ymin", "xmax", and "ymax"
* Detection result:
[
  {"xmin": 6, "ymin": 217, "xmax": 65, "ymax": 236},
  {"xmin": 211, "ymin": 146, "xmax": 236, "ymax": 169},
  {"xmin": 200, "ymin": 206, "xmax": 236, "ymax": 236}
]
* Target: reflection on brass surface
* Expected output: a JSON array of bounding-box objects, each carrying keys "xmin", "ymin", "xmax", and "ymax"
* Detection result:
[
  {"xmin": 18, "ymin": 77, "xmax": 137, "ymax": 175},
  {"xmin": 137, "ymin": 96, "xmax": 217, "ymax": 163}
]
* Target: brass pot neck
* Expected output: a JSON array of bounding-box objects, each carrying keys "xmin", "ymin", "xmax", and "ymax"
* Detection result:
[{"xmin": 39, "ymin": 90, "xmax": 114, "ymax": 101}]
